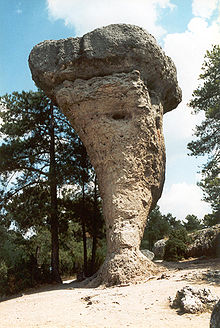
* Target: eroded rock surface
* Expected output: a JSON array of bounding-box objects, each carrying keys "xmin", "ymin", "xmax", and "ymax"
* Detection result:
[
  {"xmin": 29, "ymin": 24, "xmax": 181, "ymax": 286},
  {"xmin": 170, "ymin": 286, "xmax": 219, "ymax": 314},
  {"xmin": 153, "ymin": 238, "xmax": 167, "ymax": 259},
  {"xmin": 187, "ymin": 224, "xmax": 220, "ymax": 258},
  {"xmin": 153, "ymin": 224, "xmax": 220, "ymax": 261},
  {"xmin": 141, "ymin": 249, "xmax": 155, "ymax": 261}
]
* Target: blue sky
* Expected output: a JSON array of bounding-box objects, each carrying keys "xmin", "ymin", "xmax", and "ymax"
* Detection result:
[
  {"xmin": 0, "ymin": 0, "xmax": 74, "ymax": 94},
  {"xmin": 1, "ymin": 0, "xmax": 220, "ymax": 220}
]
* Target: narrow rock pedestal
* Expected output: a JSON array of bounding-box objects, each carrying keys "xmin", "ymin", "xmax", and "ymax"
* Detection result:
[{"xmin": 56, "ymin": 70, "xmax": 165, "ymax": 285}]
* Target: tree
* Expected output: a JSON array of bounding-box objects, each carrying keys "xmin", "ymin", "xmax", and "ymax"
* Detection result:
[
  {"xmin": 203, "ymin": 212, "xmax": 219, "ymax": 227},
  {"xmin": 90, "ymin": 175, "xmax": 104, "ymax": 275},
  {"xmin": 164, "ymin": 227, "xmax": 190, "ymax": 261},
  {"xmin": 61, "ymin": 178, "xmax": 105, "ymax": 277},
  {"xmin": 183, "ymin": 214, "xmax": 202, "ymax": 232},
  {"xmin": 0, "ymin": 222, "xmax": 49, "ymax": 296},
  {"xmin": 0, "ymin": 89, "xmax": 108, "ymax": 284},
  {"xmin": 163, "ymin": 212, "xmax": 183, "ymax": 230},
  {"xmin": 188, "ymin": 45, "xmax": 220, "ymax": 213},
  {"xmin": 73, "ymin": 138, "xmax": 92, "ymax": 276},
  {"xmin": 0, "ymin": 90, "xmax": 78, "ymax": 282},
  {"xmin": 141, "ymin": 206, "xmax": 170, "ymax": 250}
]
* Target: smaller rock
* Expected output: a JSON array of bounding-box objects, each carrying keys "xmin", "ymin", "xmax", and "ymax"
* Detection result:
[
  {"xmin": 210, "ymin": 300, "xmax": 220, "ymax": 328},
  {"xmin": 170, "ymin": 286, "xmax": 219, "ymax": 314},
  {"xmin": 157, "ymin": 273, "xmax": 170, "ymax": 280},
  {"xmin": 140, "ymin": 249, "xmax": 155, "ymax": 261},
  {"xmin": 153, "ymin": 239, "xmax": 167, "ymax": 259},
  {"xmin": 205, "ymin": 270, "xmax": 220, "ymax": 284}
]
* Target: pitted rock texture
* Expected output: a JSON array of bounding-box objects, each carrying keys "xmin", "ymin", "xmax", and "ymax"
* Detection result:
[
  {"xmin": 187, "ymin": 224, "xmax": 220, "ymax": 258},
  {"xmin": 153, "ymin": 238, "xmax": 167, "ymax": 259},
  {"xmin": 170, "ymin": 286, "xmax": 219, "ymax": 314},
  {"xmin": 29, "ymin": 24, "xmax": 181, "ymax": 114},
  {"xmin": 29, "ymin": 24, "xmax": 181, "ymax": 286}
]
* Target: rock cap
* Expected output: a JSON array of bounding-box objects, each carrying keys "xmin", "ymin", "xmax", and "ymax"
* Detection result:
[{"xmin": 29, "ymin": 24, "xmax": 182, "ymax": 113}]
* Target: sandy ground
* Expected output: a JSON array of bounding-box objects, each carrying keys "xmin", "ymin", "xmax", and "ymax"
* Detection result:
[{"xmin": 0, "ymin": 258, "xmax": 220, "ymax": 328}]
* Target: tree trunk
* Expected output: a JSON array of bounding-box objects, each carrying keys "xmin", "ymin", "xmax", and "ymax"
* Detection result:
[
  {"xmin": 82, "ymin": 177, "xmax": 88, "ymax": 276},
  {"xmin": 49, "ymin": 102, "xmax": 62, "ymax": 283},
  {"xmin": 91, "ymin": 175, "xmax": 98, "ymax": 275}
]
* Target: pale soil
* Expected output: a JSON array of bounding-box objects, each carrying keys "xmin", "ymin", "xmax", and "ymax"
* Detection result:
[{"xmin": 0, "ymin": 258, "xmax": 220, "ymax": 328}]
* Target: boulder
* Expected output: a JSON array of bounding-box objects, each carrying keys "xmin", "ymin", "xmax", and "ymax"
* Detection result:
[
  {"xmin": 210, "ymin": 300, "xmax": 220, "ymax": 328},
  {"xmin": 153, "ymin": 224, "xmax": 220, "ymax": 261},
  {"xmin": 29, "ymin": 24, "xmax": 181, "ymax": 286},
  {"xmin": 140, "ymin": 249, "xmax": 155, "ymax": 261},
  {"xmin": 170, "ymin": 286, "xmax": 219, "ymax": 314},
  {"xmin": 187, "ymin": 224, "xmax": 220, "ymax": 258},
  {"xmin": 153, "ymin": 238, "xmax": 167, "ymax": 259}
]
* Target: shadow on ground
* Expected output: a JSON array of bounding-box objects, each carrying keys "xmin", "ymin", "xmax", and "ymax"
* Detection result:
[{"xmin": 1, "ymin": 257, "xmax": 219, "ymax": 303}]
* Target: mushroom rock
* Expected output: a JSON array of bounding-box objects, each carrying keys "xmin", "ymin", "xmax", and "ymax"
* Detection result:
[{"xmin": 29, "ymin": 24, "xmax": 182, "ymax": 286}]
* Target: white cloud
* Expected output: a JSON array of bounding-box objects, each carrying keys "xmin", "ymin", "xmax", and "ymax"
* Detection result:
[
  {"xmin": 161, "ymin": 12, "xmax": 219, "ymax": 219},
  {"xmin": 158, "ymin": 182, "xmax": 211, "ymax": 221},
  {"xmin": 47, "ymin": 0, "xmax": 174, "ymax": 38},
  {"xmin": 163, "ymin": 16, "xmax": 220, "ymax": 139},
  {"xmin": 192, "ymin": 0, "xmax": 220, "ymax": 19}
]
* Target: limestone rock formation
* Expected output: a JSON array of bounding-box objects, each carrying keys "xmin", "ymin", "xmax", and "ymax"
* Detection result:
[
  {"xmin": 210, "ymin": 300, "xmax": 220, "ymax": 328},
  {"xmin": 153, "ymin": 238, "xmax": 167, "ymax": 259},
  {"xmin": 187, "ymin": 224, "xmax": 220, "ymax": 258},
  {"xmin": 153, "ymin": 224, "xmax": 220, "ymax": 261},
  {"xmin": 29, "ymin": 24, "xmax": 181, "ymax": 286},
  {"xmin": 140, "ymin": 249, "xmax": 155, "ymax": 261},
  {"xmin": 170, "ymin": 286, "xmax": 219, "ymax": 314}
]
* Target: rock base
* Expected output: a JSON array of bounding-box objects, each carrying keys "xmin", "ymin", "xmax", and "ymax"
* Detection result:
[{"xmin": 84, "ymin": 249, "xmax": 160, "ymax": 287}]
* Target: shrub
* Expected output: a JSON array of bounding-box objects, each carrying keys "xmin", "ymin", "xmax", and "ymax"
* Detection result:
[{"xmin": 164, "ymin": 228, "xmax": 190, "ymax": 261}]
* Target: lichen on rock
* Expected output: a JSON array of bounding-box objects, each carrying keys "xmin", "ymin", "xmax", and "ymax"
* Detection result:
[{"xmin": 29, "ymin": 24, "xmax": 181, "ymax": 286}]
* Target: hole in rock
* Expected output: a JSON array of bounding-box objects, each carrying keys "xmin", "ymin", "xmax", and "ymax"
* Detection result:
[
  {"xmin": 112, "ymin": 113, "xmax": 127, "ymax": 120},
  {"xmin": 156, "ymin": 117, "xmax": 160, "ymax": 129},
  {"xmin": 142, "ymin": 199, "xmax": 147, "ymax": 208}
]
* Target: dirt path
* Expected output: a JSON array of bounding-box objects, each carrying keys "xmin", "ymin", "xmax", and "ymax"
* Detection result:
[{"xmin": 0, "ymin": 259, "xmax": 219, "ymax": 328}]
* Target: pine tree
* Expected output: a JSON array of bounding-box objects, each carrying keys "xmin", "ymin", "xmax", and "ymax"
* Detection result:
[
  {"xmin": 0, "ymin": 90, "xmax": 78, "ymax": 282},
  {"xmin": 188, "ymin": 45, "xmax": 220, "ymax": 215}
]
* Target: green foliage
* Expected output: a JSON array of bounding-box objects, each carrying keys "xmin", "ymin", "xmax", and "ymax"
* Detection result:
[
  {"xmin": 141, "ymin": 206, "xmax": 181, "ymax": 250},
  {"xmin": 0, "ymin": 226, "xmax": 50, "ymax": 297},
  {"xmin": 183, "ymin": 214, "xmax": 202, "ymax": 232},
  {"xmin": 0, "ymin": 89, "xmax": 78, "ymax": 208},
  {"xmin": 87, "ymin": 239, "xmax": 106, "ymax": 275},
  {"xmin": 60, "ymin": 189, "xmax": 105, "ymax": 276},
  {"xmin": 188, "ymin": 45, "xmax": 220, "ymax": 212},
  {"xmin": 198, "ymin": 161, "xmax": 220, "ymax": 212},
  {"xmin": 0, "ymin": 90, "xmax": 79, "ymax": 243},
  {"xmin": 0, "ymin": 89, "xmax": 105, "ymax": 288},
  {"xmin": 203, "ymin": 211, "xmax": 220, "ymax": 227},
  {"xmin": 0, "ymin": 260, "xmax": 8, "ymax": 295},
  {"xmin": 164, "ymin": 228, "xmax": 190, "ymax": 261}
]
